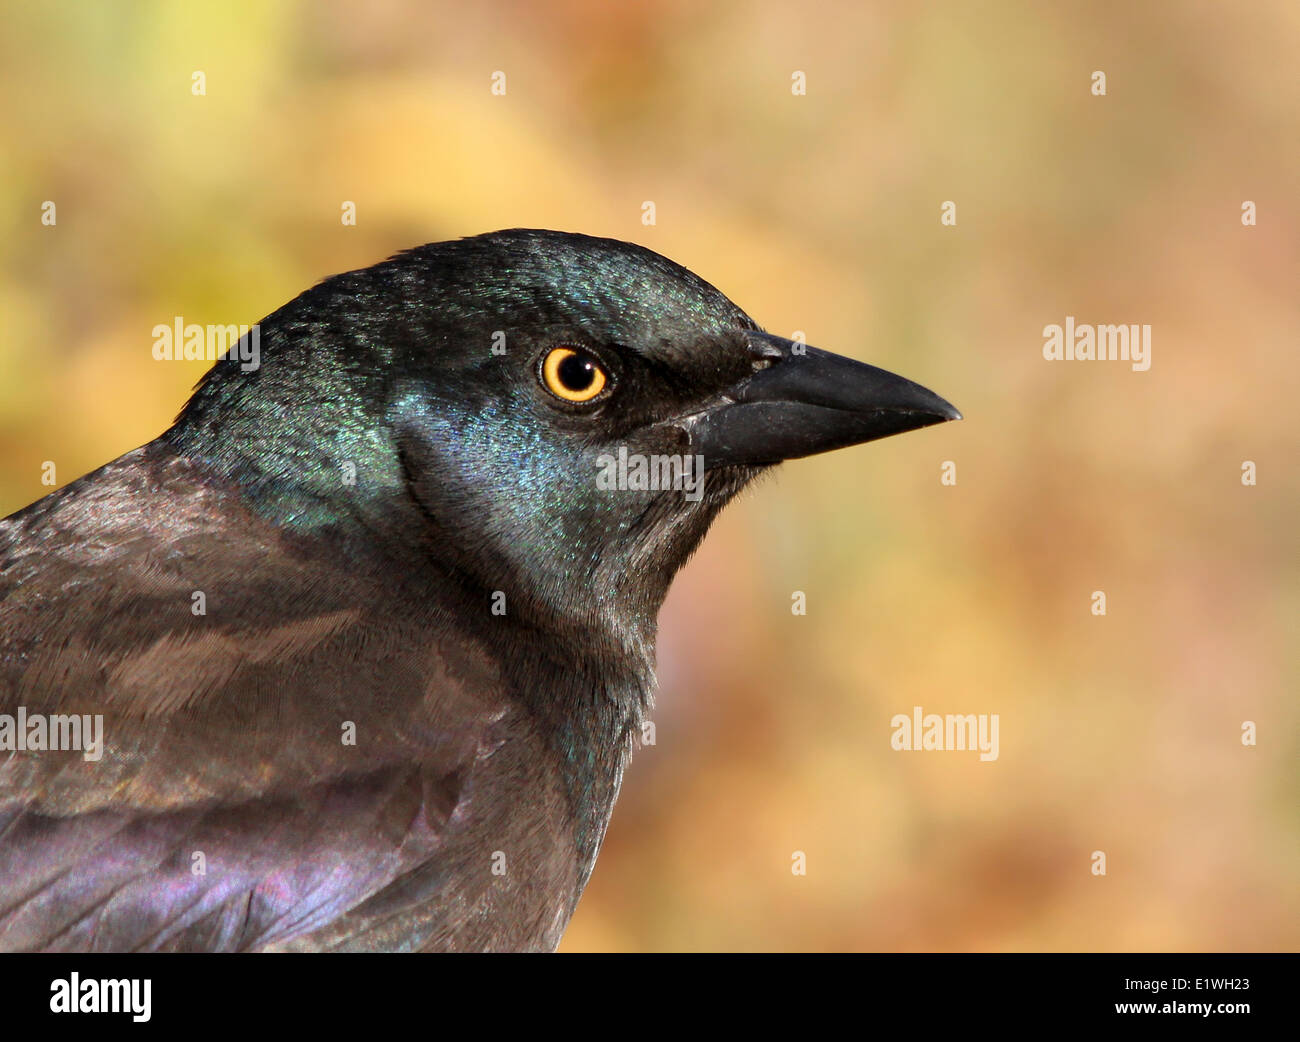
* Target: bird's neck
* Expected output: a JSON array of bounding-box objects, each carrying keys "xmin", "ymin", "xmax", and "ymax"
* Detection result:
[{"xmin": 505, "ymin": 617, "xmax": 656, "ymax": 888}]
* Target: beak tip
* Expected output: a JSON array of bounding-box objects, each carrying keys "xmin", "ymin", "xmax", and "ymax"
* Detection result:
[{"xmin": 918, "ymin": 393, "xmax": 961, "ymax": 425}]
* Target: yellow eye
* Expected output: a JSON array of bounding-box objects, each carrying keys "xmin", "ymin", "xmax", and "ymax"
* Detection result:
[{"xmin": 540, "ymin": 347, "xmax": 609, "ymax": 403}]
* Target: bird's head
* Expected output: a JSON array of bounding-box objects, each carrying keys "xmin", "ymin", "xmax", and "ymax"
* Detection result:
[{"xmin": 170, "ymin": 229, "xmax": 959, "ymax": 639}]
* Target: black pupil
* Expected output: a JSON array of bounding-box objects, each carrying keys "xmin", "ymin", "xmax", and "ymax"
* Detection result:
[{"xmin": 558, "ymin": 353, "xmax": 596, "ymax": 391}]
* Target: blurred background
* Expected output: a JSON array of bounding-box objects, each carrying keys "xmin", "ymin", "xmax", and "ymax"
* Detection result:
[{"xmin": 0, "ymin": 0, "xmax": 1295, "ymax": 951}]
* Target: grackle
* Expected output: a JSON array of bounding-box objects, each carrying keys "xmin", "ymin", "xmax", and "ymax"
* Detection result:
[{"xmin": 0, "ymin": 230, "xmax": 958, "ymax": 951}]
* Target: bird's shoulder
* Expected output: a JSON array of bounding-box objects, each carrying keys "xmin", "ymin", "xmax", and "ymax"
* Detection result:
[
  {"xmin": 0, "ymin": 442, "xmax": 578, "ymax": 950},
  {"xmin": 0, "ymin": 440, "xmax": 502, "ymax": 806}
]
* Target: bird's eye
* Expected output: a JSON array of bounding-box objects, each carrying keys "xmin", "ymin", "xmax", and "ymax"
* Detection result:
[{"xmin": 539, "ymin": 347, "xmax": 609, "ymax": 404}]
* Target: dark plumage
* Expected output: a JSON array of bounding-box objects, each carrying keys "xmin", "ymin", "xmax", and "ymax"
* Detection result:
[{"xmin": 0, "ymin": 229, "xmax": 958, "ymax": 951}]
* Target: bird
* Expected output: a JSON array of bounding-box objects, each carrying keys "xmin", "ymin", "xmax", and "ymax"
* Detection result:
[{"xmin": 0, "ymin": 229, "xmax": 959, "ymax": 951}]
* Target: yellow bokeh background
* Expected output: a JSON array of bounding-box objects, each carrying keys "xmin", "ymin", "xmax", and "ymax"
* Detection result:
[{"xmin": 0, "ymin": 1, "xmax": 1295, "ymax": 950}]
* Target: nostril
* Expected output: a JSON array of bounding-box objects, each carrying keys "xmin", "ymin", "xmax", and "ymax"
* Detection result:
[{"xmin": 745, "ymin": 329, "xmax": 793, "ymax": 369}]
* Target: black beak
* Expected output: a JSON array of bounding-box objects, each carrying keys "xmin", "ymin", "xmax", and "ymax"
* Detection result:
[{"xmin": 683, "ymin": 332, "xmax": 961, "ymax": 468}]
